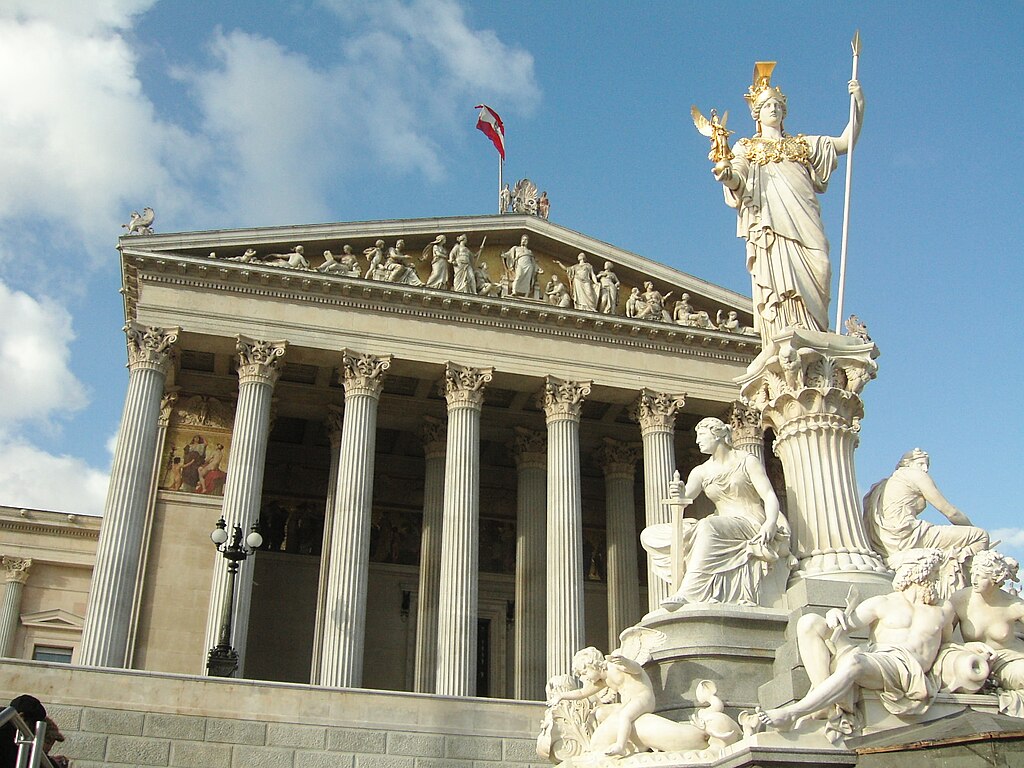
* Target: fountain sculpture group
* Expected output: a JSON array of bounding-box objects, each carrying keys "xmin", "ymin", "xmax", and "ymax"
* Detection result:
[{"xmin": 535, "ymin": 61, "xmax": 1021, "ymax": 767}]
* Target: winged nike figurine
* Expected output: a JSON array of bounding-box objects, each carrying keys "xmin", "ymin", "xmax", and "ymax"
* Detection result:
[{"xmin": 691, "ymin": 106, "xmax": 734, "ymax": 164}]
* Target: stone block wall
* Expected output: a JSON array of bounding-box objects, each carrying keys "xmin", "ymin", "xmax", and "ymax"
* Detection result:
[{"xmin": 2, "ymin": 660, "xmax": 549, "ymax": 768}]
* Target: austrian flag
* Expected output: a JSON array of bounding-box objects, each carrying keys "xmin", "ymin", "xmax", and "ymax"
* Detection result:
[{"xmin": 475, "ymin": 104, "xmax": 505, "ymax": 161}]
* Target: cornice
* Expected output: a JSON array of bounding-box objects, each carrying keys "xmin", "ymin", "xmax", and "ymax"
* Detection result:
[
  {"xmin": 122, "ymin": 250, "xmax": 760, "ymax": 363},
  {"xmin": 0, "ymin": 519, "xmax": 100, "ymax": 540}
]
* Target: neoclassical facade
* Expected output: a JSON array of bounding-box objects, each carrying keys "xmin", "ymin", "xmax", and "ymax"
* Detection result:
[{"xmin": 63, "ymin": 214, "xmax": 769, "ymax": 700}]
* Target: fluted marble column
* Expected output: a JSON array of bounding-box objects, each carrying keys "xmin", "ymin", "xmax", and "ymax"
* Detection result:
[
  {"xmin": 632, "ymin": 389, "xmax": 686, "ymax": 611},
  {"xmin": 319, "ymin": 351, "xmax": 391, "ymax": 688},
  {"xmin": 738, "ymin": 330, "xmax": 888, "ymax": 581},
  {"xmin": 79, "ymin": 324, "xmax": 179, "ymax": 668},
  {"xmin": 725, "ymin": 400, "xmax": 765, "ymax": 463},
  {"xmin": 310, "ymin": 405, "xmax": 344, "ymax": 684},
  {"xmin": 511, "ymin": 426, "xmax": 547, "ymax": 700},
  {"xmin": 436, "ymin": 363, "xmax": 493, "ymax": 696},
  {"xmin": 414, "ymin": 416, "xmax": 446, "ymax": 693},
  {"xmin": 542, "ymin": 376, "xmax": 591, "ymax": 680},
  {"xmin": 595, "ymin": 439, "xmax": 642, "ymax": 650},
  {"xmin": 203, "ymin": 338, "xmax": 286, "ymax": 674},
  {"xmin": 0, "ymin": 557, "xmax": 32, "ymax": 657}
]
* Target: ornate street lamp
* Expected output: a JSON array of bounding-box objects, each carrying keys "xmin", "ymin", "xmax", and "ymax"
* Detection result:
[{"xmin": 206, "ymin": 517, "xmax": 262, "ymax": 677}]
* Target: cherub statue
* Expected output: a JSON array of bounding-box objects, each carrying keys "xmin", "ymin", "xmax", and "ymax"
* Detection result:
[
  {"xmin": 690, "ymin": 107, "xmax": 734, "ymax": 164},
  {"xmin": 542, "ymin": 627, "xmax": 742, "ymax": 760},
  {"xmin": 122, "ymin": 207, "xmax": 155, "ymax": 236},
  {"xmin": 364, "ymin": 240, "xmax": 387, "ymax": 280}
]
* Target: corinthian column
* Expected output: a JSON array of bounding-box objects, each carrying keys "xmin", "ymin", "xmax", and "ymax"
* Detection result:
[
  {"xmin": 542, "ymin": 376, "xmax": 591, "ymax": 680},
  {"xmin": 724, "ymin": 400, "xmax": 765, "ymax": 463},
  {"xmin": 319, "ymin": 351, "xmax": 391, "ymax": 688},
  {"xmin": 511, "ymin": 426, "xmax": 547, "ymax": 700},
  {"xmin": 79, "ymin": 323, "xmax": 179, "ymax": 668},
  {"xmin": 435, "ymin": 363, "xmax": 493, "ymax": 696},
  {"xmin": 595, "ymin": 439, "xmax": 642, "ymax": 650},
  {"xmin": 414, "ymin": 415, "xmax": 446, "ymax": 693},
  {"xmin": 631, "ymin": 389, "xmax": 685, "ymax": 611},
  {"xmin": 738, "ymin": 330, "xmax": 888, "ymax": 581},
  {"xmin": 0, "ymin": 557, "xmax": 32, "ymax": 657},
  {"xmin": 310, "ymin": 405, "xmax": 344, "ymax": 684},
  {"xmin": 204, "ymin": 337, "xmax": 287, "ymax": 674}
]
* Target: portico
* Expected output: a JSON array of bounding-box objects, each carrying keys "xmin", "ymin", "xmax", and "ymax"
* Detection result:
[{"xmin": 84, "ymin": 214, "xmax": 763, "ymax": 697}]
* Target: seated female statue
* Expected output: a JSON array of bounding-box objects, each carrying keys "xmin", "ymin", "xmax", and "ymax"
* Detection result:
[{"xmin": 641, "ymin": 417, "xmax": 791, "ymax": 607}]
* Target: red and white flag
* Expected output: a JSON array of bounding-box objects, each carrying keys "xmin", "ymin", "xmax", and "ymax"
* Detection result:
[{"xmin": 475, "ymin": 104, "xmax": 505, "ymax": 161}]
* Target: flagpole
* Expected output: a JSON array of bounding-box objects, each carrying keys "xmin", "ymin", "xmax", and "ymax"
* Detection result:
[
  {"xmin": 835, "ymin": 30, "xmax": 861, "ymax": 331},
  {"xmin": 499, "ymin": 156, "xmax": 503, "ymax": 214}
]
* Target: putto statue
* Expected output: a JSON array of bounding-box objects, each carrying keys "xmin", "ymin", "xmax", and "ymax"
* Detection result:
[
  {"xmin": 641, "ymin": 418, "xmax": 791, "ymax": 608},
  {"xmin": 122, "ymin": 207, "xmax": 155, "ymax": 236},
  {"xmin": 539, "ymin": 627, "xmax": 742, "ymax": 763},
  {"xmin": 702, "ymin": 62, "xmax": 864, "ymax": 346}
]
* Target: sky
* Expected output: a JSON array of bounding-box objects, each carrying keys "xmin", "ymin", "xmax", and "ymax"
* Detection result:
[{"xmin": 0, "ymin": 2, "xmax": 1021, "ymax": 550}]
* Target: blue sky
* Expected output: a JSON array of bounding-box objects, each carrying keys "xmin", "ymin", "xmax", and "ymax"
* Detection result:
[{"xmin": 0, "ymin": 2, "xmax": 1020, "ymax": 549}]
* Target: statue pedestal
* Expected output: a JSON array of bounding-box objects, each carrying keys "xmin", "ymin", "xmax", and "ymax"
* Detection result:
[
  {"xmin": 737, "ymin": 329, "xmax": 888, "ymax": 584},
  {"xmin": 641, "ymin": 604, "xmax": 790, "ymax": 717}
]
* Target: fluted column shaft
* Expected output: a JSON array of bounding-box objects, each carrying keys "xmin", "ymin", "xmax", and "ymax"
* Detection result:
[
  {"xmin": 414, "ymin": 416, "xmax": 446, "ymax": 693},
  {"xmin": 79, "ymin": 324, "xmax": 179, "ymax": 668},
  {"xmin": 204, "ymin": 337, "xmax": 287, "ymax": 674},
  {"xmin": 512, "ymin": 427, "xmax": 547, "ymax": 700},
  {"xmin": 436, "ymin": 363, "xmax": 493, "ymax": 696},
  {"xmin": 319, "ymin": 352, "xmax": 391, "ymax": 688},
  {"xmin": 0, "ymin": 557, "xmax": 32, "ymax": 657},
  {"xmin": 596, "ymin": 440, "xmax": 641, "ymax": 650},
  {"xmin": 542, "ymin": 376, "xmax": 590, "ymax": 680},
  {"xmin": 310, "ymin": 405, "xmax": 344, "ymax": 684},
  {"xmin": 633, "ymin": 389, "xmax": 685, "ymax": 611}
]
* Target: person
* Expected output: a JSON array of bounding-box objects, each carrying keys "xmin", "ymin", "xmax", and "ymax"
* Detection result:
[
  {"xmin": 421, "ymin": 235, "xmax": 450, "ymax": 289},
  {"xmin": 265, "ymin": 244, "xmax": 309, "ymax": 269},
  {"xmin": 319, "ymin": 246, "xmax": 361, "ymax": 277},
  {"xmin": 712, "ymin": 62, "xmax": 864, "ymax": 346},
  {"xmin": 499, "ymin": 183, "xmax": 512, "ymax": 214},
  {"xmin": 640, "ymin": 417, "xmax": 789, "ymax": 607},
  {"xmin": 180, "ymin": 435, "xmax": 206, "ymax": 492},
  {"xmin": 558, "ymin": 253, "xmax": 599, "ymax": 311},
  {"xmin": 547, "ymin": 646, "xmax": 656, "ymax": 757},
  {"xmin": 596, "ymin": 262, "xmax": 620, "ymax": 314},
  {"xmin": 951, "ymin": 550, "xmax": 1024, "ymax": 717},
  {"xmin": 537, "ymin": 190, "xmax": 550, "ymax": 219},
  {"xmin": 501, "ymin": 234, "xmax": 540, "ymax": 298},
  {"xmin": 636, "ymin": 282, "xmax": 671, "ymax": 322},
  {"xmin": 449, "ymin": 234, "xmax": 478, "ymax": 294},
  {"xmin": 0, "ymin": 694, "xmax": 47, "ymax": 768},
  {"xmin": 758, "ymin": 550, "xmax": 958, "ymax": 729},
  {"xmin": 625, "ymin": 286, "xmax": 640, "ymax": 318},
  {"xmin": 198, "ymin": 443, "xmax": 227, "ymax": 495},
  {"xmin": 863, "ymin": 449, "xmax": 989, "ymax": 560}
]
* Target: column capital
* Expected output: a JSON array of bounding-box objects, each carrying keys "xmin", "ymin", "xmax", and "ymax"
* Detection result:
[
  {"xmin": 442, "ymin": 362, "xmax": 493, "ymax": 410},
  {"xmin": 540, "ymin": 376, "xmax": 591, "ymax": 423},
  {"xmin": 339, "ymin": 350, "xmax": 392, "ymax": 398},
  {"xmin": 631, "ymin": 389, "xmax": 686, "ymax": 435},
  {"xmin": 511, "ymin": 426, "xmax": 547, "ymax": 469},
  {"xmin": 325, "ymin": 405, "xmax": 344, "ymax": 447},
  {"xmin": 2, "ymin": 556, "xmax": 32, "ymax": 585},
  {"xmin": 158, "ymin": 390, "xmax": 178, "ymax": 428},
  {"xmin": 125, "ymin": 323, "xmax": 180, "ymax": 375},
  {"xmin": 421, "ymin": 415, "xmax": 447, "ymax": 459},
  {"xmin": 595, "ymin": 438, "xmax": 641, "ymax": 478},
  {"xmin": 236, "ymin": 336, "xmax": 288, "ymax": 386}
]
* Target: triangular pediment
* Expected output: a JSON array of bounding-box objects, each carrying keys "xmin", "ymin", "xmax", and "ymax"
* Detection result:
[
  {"xmin": 120, "ymin": 213, "xmax": 754, "ymax": 326},
  {"xmin": 20, "ymin": 608, "xmax": 84, "ymax": 631}
]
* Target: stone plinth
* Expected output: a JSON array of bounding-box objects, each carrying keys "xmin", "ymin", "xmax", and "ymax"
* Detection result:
[
  {"xmin": 737, "ymin": 329, "xmax": 888, "ymax": 583},
  {"xmin": 641, "ymin": 604, "xmax": 790, "ymax": 718}
]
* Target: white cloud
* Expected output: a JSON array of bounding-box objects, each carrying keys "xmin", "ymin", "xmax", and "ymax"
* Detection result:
[
  {"xmin": 0, "ymin": 281, "xmax": 88, "ymax": 425},
  {"xmin": 0, "ymin": 435, "xmax": 108, "ymax": 515},
  {"xmin": 0, "ymin": 5, "xmax": 201, "ymax": 258},
  {"xmin": 991, "ymin": 529, "xmax": 1024, "ymax": 553}
]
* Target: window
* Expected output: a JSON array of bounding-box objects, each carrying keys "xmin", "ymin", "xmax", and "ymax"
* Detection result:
[{"xmin": 32, "ymin": 645, "xmax": 73, "ymax": 664}]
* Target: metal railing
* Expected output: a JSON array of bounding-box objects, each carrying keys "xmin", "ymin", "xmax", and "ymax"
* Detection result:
[{"xmin": 0, "ymin": 707, "xmax": 56, "ymax": 768}]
